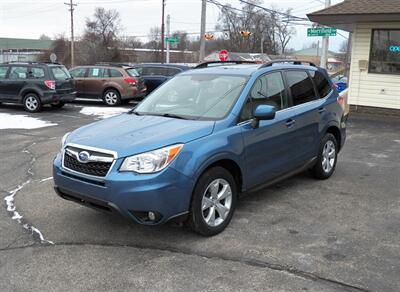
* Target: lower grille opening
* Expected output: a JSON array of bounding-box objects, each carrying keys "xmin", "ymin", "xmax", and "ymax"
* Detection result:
[{"xmin": 58, "ymin": 189, "xmax": 111, "ymax": 212}]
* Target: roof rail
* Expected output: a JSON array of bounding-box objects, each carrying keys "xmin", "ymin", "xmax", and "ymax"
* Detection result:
[
  {"xmin": 194, "ymin": 60, "xmax": 258, "ymax": 69},
  {"xmin": 95, "ymin": 62, "xmax": 132, "ymax": 67},
  {"xmin": 1, "ymin": 61, "xmax": 60, "ymax": 65},
  {"xmin": 260, "ymin": 59, "xmax": 317, "ymax": 68}
]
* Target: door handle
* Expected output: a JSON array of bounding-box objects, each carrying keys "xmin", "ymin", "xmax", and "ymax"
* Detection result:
[
  {"xmin": 318, "ymin": 107, "xmax": 326, "ymax": 114},
  {"xmin": 285, "ymin": 119, "xmax": 296, "ymax": 127}
]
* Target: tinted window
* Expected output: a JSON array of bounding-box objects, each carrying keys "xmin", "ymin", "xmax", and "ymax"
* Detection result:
[
  {"xmin": 369, "ymin": 29, "xmax": 400, "ymax": 74},
  {"xmin": 309, "ymin": 70, "xmax": 331, "ymax": 98},
  {"xmin": 110, "ymin": 69, "xmax": 122, "ymax": 77},
  {"xmin": 126, "ymin": 68, "xmax": 140, "ymax": 77},
  {"xmin": 70, "ymin": 68, "xmax": 87, "ymax": 78},
  {"xmin": 88, "ymin": 68, "xmax": 108, "ymax": 78},
  {"xmin": 240, "ymin": 72, "xmax": 288, "ymax": 121},
  {"xmin": 51, "ymin": 66, "xmax": 71, "ymax": 80},
  {"xmin": 30, "ymin": 67, "xmax": 45, "ymax": 79},
  {"xmin": 166, "ymin": 67, "xmax": 181, "ymax": 76},
  {"xmin": 139, "ymin": 67, "xmax": 168, "ymax": 76},
  {"xmin": 9, "ymin": 66, "xmax": 28, "ymax": 79},
  {"xmin": 285, "ymin": 71, "xmax": 316, "ymax": 106},
  {"xmin": 0, "ymin": 66, "xmax": 8, "ymax": 79}
]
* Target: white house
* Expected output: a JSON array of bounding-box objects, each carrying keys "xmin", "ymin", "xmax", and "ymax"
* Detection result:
[{"xmin": 308, "ymin": 0, "xmax": 400, "ymax": 111}]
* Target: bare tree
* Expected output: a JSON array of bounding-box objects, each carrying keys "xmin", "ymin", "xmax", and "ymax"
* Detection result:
[{"xmin": 276, "ymin": 9, "xmax": 296, "ymax": 54}]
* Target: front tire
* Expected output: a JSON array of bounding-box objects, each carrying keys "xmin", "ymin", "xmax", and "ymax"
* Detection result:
[
  {"xmin": 103, "ymin": 89, "xmax": 121, "ymax": 106},
  {"xmin": 188, "ymin": 167, "xmax": 237, "ymax": 236},
  {"xmin": 311, "ymin": 133, "xmax": 338, "ymax": 179},
  {"xmin": 23, "ymin": 93, "xmax": 42, "ymax": 113}
]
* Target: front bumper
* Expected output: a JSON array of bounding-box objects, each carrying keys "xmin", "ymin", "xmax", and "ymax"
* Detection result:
[
  {"xmin": 42, "ymin": 91, "xmax": 77, "ymax": 104},
  {"xmin": 53, "ymin": 153, "xmax": 193, "ymax": 225}
]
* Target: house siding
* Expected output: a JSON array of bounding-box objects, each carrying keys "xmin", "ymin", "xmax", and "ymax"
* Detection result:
[{"xmin": 349, "ymin": 22, "xmax": 400, "ymax": 109}]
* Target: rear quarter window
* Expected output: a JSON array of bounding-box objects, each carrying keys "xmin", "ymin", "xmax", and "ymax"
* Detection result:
[
  {"xmin": 0, "ymin": 66, "xmax": 8, "ymax": 79},
  {"xmin": 309, "ymin": 70, "xmax": 332, "ymax": 98}
]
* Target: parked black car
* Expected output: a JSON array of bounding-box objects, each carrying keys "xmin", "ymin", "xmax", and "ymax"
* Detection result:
[
  {"xmin": 0, "ymin": 62, "xmax": 76, "ymax": 112},
  {"xmin": 132, "ymin": 64, "xmax": 190, "ymax": 93}
]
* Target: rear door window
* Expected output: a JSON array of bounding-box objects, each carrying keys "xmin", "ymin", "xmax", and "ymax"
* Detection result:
[
  {"xmin": 9, "ymin": 66, "xmax": 28, "ymax": 79},
  {"xmin": 0, "ymin": 66, "xmax": 8, "ymax": 79},
  {"xmin": 88, "ymin": 68, "xmax": 108, "ymax": 78},
  {"xmin": 309, "ymin": 70, "xmax": 332, "ymax": 98},
  {"xmin": 30, "ymin": 67, "xmax": 45, "ymax": 79},
  {"xmin": 51, "ymin": 66, "xmax": 71, "ymax": 80},
  {"xmin": 285, "ymin": 70, "xmax": 317, "ymax": 106},
  {"xmin": 70, "ymin": 68, "xmax": 87, "ymax": 78},
  {"xmin": 109, "ymin": 69, "xmax": 123, "ymax": 77}
]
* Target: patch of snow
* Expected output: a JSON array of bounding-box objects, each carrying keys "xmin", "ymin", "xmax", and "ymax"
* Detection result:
[
  {"xmin": 39, "ymin": 177, "xmax": 53, "ymax": 183},
  {"xmin": 79, "ymin": 106, "xmax": 130, "ymax": 119},
  {"xmin": 0, "ymin": 113, "xmax": 57, "ymax": 129}
]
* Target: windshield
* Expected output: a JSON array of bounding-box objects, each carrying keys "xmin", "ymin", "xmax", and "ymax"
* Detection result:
[
  {"xmin": 51, "ymin": 66, "xmax": 71, "ymax": 80},
  {"xmin": 126, "ymin": 68, "xmax": 140, "ymax": 77},
  {"xmin": 134, "ymin": 74, "xmax": 247, "ymax": 120}
]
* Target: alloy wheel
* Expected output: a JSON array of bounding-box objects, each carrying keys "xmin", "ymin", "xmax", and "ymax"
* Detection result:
[
  {"xmin": 322, "ymin": 140, "xmax": 336, "ymax": 173},
  {"xmin": 104, "ymin": 92, "xmax": 118, "ymax": 105},
  {"xmin": 201, "ymin": 178, "xmax": 232, "ymax": 227},
  {"xmin": 25, "ymin": 96, "xmax": 38, "ymax": 111}
]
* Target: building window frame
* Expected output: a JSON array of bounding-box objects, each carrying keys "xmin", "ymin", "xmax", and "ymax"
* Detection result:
[{"xmin": 368, "ymin": 28, "xmax": 400, "ymax": 75}]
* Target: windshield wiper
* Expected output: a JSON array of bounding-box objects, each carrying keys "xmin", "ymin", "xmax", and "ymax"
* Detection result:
[
  {"xmin": 160, "ymin": 113, "xmax": 188, "ymax": 120},
  {"xmin": 129, "ymin": 110, "xmax": 141, "ymax": 116}
]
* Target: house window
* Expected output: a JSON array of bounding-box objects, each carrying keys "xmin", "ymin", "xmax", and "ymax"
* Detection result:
[{"xmin": 369, "ymin": 29, "xmax": 400, "ymax": 74}]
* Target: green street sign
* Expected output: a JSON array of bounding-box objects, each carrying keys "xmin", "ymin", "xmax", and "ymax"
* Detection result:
[
  {"xmin": 165, "ymin": 37, "xmax": 180, "ymax": 44},
  {"xmin": 307, "ymin": 28, "xmax": 337, "ymax": 37}
]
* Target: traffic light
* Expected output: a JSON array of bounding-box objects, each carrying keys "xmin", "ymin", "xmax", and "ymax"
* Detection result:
[
  {"xmin": 204, "ymin": 33, "xmax": 214, "ymax": 40},
  {"xmin": 240, "ymin": 31, "xmax": 251, "ymax": 38}
]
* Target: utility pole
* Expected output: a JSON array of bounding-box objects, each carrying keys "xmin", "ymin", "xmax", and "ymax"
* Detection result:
[
  {"xmin": 199, "ymin": 0, "xmax": 207, "ymax": 62},
  {"xmin": 161, "ymin": 0, "xmax": 166, "ymax": 63},
  {"xmin": 320, "ymin": 0, "xmax": 331, "ymax": 69},
  {"xmin": 260, "ymin": 34, "xmax": 264, "ymax": 54},
  {"xmin": 64, "ymin": 0, "xmax": 77, "ymax": 68},
  {"xmin": 166, "ymin": 14, "xmax": 170, "ymax": 64}
]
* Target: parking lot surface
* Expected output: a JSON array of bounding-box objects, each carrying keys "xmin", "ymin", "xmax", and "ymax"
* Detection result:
[{"xmin": 1, "ymin": 101, "xmax": 399, "ymax": 291}]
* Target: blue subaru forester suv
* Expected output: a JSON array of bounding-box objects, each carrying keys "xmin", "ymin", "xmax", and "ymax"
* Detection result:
[{"xmin": 53, "ymin": 61, "xmax": 346, "ymax": 236}]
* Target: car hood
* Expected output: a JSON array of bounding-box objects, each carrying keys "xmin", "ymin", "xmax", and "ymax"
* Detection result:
[{"xmin": 67, "ymin": 113, "xmax": 215, "ymax": 158}]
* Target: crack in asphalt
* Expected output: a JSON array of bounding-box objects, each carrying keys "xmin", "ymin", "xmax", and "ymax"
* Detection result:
[
  {"xmin": 2, "ymin": 142, "xmax": 54, "ymax": 245},
  {"xmin": 0, "ymin": 241, "xmax": 371, "ymax": 292}
]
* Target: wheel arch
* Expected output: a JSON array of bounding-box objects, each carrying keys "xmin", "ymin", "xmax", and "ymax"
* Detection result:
[
  {"xmin": 102, "ymin": 86, "xmax": 121, "ymax": 97},
  {"xmin": 325, "ymin": 125, "xmax": 342, "ymax": 151},
  {"xmin": 20, "ymin": 88, "xmax": 42, "ymax": 103}
]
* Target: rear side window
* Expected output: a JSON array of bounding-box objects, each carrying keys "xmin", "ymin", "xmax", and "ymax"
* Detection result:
[
  {"xmin": 0, "ymin": 66, "xmax": 8, "ymax": 79},
  {"xmin": 70, "ymin": 68, "xmax": 87, "ymax": 78},
  {"xmin": 9, "ymin": 66, "xmax": 28, "ymax": 79},
  {"xmin": 51, "ymin": 66, "xmax": 71, "ymax": 80},
  {"xmin": 309, "ymin": 70, "xmax": 332, "ymax": 98},
  {"xmin": 285, "ymin": 71, "xmax": 317, "ymax": 106},
  {"xmin": 30, "ymin": 67, "xmax": 45, "ymax": 79},
  {"xmin": 110, "ymin": 69, "xmax": 123, "ymax": 77}
]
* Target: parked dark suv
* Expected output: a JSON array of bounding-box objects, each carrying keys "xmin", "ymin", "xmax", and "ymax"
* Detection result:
[
  {"xmin": 69, "ymin": 64, "xmax": 146, "ymax": 106},
  {"xmin": 133, "ymin": 63, "xmax": 190, "ymax": 93},
  {"xmin": 0, "ymin": 62, "xmax": 76, "ymax": 112}
]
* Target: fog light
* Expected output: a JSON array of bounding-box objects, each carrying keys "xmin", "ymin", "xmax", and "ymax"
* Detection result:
[{"xmin": 148, "ymin": 211, "xmax": 156, "ymax": 221}]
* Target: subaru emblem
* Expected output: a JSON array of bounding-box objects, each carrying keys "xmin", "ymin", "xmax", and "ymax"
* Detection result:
[{"xmin": 77, "ymin": 151, "xmax": 90, "ymax": 163}]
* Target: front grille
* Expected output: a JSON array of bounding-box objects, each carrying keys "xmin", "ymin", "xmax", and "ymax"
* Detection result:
[{"xmin": 63, "ymin": 147, "xmax": 114, "ymax": 177}]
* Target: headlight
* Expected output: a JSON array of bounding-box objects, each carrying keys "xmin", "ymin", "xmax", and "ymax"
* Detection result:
[
  {"xmin": 61, "ymin": 132, "xmax": 70, "ymax": 149},
  {"xmin": 120, "ymin": 144, "xmax": 184, "ymax": 174}
]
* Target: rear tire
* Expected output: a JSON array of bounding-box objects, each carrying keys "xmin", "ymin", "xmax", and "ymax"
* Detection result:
[
  {"xmin": 103, "ymin": 89, "xmax": 121, "ymax": 106},
  {"xmin": 188, "ymin": 167, "xmax": 237, "ymax": 236},
  {"xmin": 51, "ymin": 101, "xmax": 65, "ymax": 109},
  {"xmin": 311, "ymin": 133, "xmax": 338, "ymax": 179},
  {"xmin": 23, "ymin": 93, "xmax": 42, "ymax": 113}
]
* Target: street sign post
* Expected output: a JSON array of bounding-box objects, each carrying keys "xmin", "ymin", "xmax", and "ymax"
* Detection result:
[
  {"xmin": 165, "ymin": 37, "xmax": 180, "ymax": 44},
  {"xmin": 307, "ymin": 28, "xmax": 337, "ymax": 37}
]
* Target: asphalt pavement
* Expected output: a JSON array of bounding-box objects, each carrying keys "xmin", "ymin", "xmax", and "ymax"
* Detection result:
[{"xmin": 0, "ymin": 101, "xmax": 399, "ymax": 292}]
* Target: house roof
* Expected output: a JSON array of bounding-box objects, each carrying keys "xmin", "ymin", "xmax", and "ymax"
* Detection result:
[
  {"xmin": 0, "ymin": 37, "xmax": 53, "ymax": 50},
  {"xmin": 291, "ymin": 47, "xmax": 337, "ymax": 57},
  {"xmin": 308, "ymin": 0, "xmax": 400, "ymax": 32}
]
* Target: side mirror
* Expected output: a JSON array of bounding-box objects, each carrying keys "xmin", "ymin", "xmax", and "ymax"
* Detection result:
[{"xmin": 252, "ymin": 105, "xmax": 276, "ymax": 128}]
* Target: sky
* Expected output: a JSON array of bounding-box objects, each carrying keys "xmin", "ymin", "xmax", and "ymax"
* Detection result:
[{"xmin": 0, "ymin": 0, "xmax": 348, "ymax": 52}]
